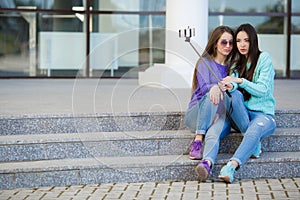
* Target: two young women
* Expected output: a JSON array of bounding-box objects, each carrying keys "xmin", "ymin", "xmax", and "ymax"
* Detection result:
[{"xmin": 184, "ymin": 23, "xmax": 276, "ymax": 183}]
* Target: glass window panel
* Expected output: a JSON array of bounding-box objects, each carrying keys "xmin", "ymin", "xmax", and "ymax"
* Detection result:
[
  {"xmin": 0, "ymin": 0, "xmax": 166, "ymax": 11},
  {"xmin": 0, "ymin": 0, "xmax": 16, "ymax": 8},
  {"xmin": 1, "ymin": 0, "xmax": 295, "ymax": 78},
  {"xmin": 89, "ymin": 0, "xmax": 166, "ymax": 78},
  {"xmin": 292, "ymin": 0, "xmax": 300, "ymax": 12},
  {"xmin": 39, "ymin": 13, "xmax": 83, "ymax": 32},
  {"xmin": 209, "ymin": 0, "xmax": 286, "ymax": 13},
  {"xmin": 208, "ymin": 16, "xmax": 285, "ymax": 33},
  {"xmin": 0, "ymin": 14, "xmax": 30, "ymax": 76},
  {"xmin": 96, "ymin": 0, "xmax": 140, "ymax": 11},
  {"xmin": 139, "ymin": 0, "xmax": 166, "ymax": 11},
  {"xmin": 0, "ymin": 0, "xmax": 83, "ymax": 9},
  {"xmin": 209, "ymin": 15, "xmax": 287, "ymax": 78},
  {"xmin": 291, "ymin": 16, "xmax": 300, "ymax": 78},
  {"xmin": 89, "ymin": 14, "xmax": 165, "ymax": 77},
  {"xmin": 90, "ymin": 13, "xmax": 141, "ymax": 77},
  {"xmin": 291, "ymin": 16, "xmax": 300, "ymax": 34},
  {"xmin": 258, "ymin": 34, "xmax": 286, "ymax": 77},
  {"xmin": 37, "ymin": 13, "xmax": 86, "ymax": 77},
  {"xmin": 51, "ymin": 0, "xmax": 83, "ymax": 10},
  {"xmin": 91, "ymin": 0, "xmax": 165, "ymax": 11}
]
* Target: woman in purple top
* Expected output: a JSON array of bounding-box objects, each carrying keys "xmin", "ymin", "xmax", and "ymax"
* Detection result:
[{"xmin": 184, "ymin": 26, "xmax": 234, "ymax": 160}]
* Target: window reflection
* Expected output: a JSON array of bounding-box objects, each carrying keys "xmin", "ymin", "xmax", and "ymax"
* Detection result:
[
  {"xmin": 0, "ymin": 0, "xmax": 299, "ymax": 78},
  {"xmin": 209, "ymin": 0, "xmax": 286, "ymax": 13}
]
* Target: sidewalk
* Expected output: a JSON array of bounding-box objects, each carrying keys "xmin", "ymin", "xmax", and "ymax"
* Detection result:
[
  {"xmin": 0, "ymin": 78, "xmax": 299, "ymax": 199},
  {"xmin": 0, "ymin": 178, "xmax": 299, "ymax": 199},
  {"xmin": 0, "ymin": 79, "xmax": 299, "ymax": 116}
]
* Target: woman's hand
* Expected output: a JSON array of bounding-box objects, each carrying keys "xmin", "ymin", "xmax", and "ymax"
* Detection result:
[
  {"xmin": 223, "ymin": 76, "xmax": 243, "ymax": 84},
  {"xmin": 218, "ymin": 81, "xmax": 233, "ymax": 92},
  {"xmin": 220, "ymin": 76, "xmax": 243, "ymax": 92},
  {"xmin": 210, "ymin": 85, "xmax": 223, "ymax": 105}
]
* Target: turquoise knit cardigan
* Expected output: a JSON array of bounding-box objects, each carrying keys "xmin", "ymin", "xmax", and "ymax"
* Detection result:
[{"xmin": 230, "ymin": 52, "xmax": 276, "ymax": 115}]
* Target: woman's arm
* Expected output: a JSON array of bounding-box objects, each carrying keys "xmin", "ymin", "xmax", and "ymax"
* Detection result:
[
  {"xmin": 222, "ymin": 52, "xmax": 274, "ymax": 97},
  {"xmin": 239, "ymin": 52, "xmax": 274, "ymax": 97}
]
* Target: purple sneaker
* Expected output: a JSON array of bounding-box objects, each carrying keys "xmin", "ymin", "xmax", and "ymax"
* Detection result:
[
  {"xmin": 189, "ymin": 140, "xmax": 202, "ymax": 160},
  {"xmin": 195, "ymin": 160, "xmax": 211, "ymax": 182}
]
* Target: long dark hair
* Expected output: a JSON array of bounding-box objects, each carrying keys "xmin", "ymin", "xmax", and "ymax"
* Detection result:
[
  {"xmin": 191, "ymin": 26, "xmax": 234, "ymax": 91},
  {"xmin": 230, "ymin": 23, "xmax": 261, "ymax": 100}
]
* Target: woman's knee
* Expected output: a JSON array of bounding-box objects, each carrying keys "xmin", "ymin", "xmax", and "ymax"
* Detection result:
[
  {"xmin": 184, "ymin": 113, "xmax": 196, "ymax": 131},
  {"xmin": 230, "ymin": 90, "xmax": 244, "ymax": 101},
  {"xmin": 249, "ymin": 115, "xmax": 276, "ymax": 137}
]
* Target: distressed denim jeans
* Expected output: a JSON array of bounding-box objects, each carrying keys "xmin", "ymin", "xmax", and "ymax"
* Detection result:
[
  {"xmin": 184, "ymin": 93, "xmax": 224, "ymax": 135},
  {"xmin": 202, "ymin": 90, "xmax": 276, "ymax": 167}
]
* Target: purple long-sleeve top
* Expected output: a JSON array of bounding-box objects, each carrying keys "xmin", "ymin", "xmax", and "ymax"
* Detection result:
[{"xmin": 188, "ymin": 58, "xmax": 228, "ymax": 109}]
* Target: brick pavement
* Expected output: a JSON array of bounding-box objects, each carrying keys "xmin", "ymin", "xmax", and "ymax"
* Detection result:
[{"xmin": 0, "ymin": 178, "xmax": 299, "ymax": 200}]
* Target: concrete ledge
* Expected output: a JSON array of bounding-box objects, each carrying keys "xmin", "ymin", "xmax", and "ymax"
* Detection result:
[
  {"xmin": 0, "ymin": 110, "xmax": 299, "ymax": 135},
  {"xmin": 0, "ymin": 130, "xmax": 194, "ymax": 162},
  {"xmin": 0, "ymin": 152, "xmax": 299, "ymax": 189},
  {"xmin": 0, "ymin": 112, "xmax": 184, "ymax": 135},
  {"xmin": 219, "ymin": 128, "xmax": 300, "ymax": 153},
  {"xmin": 0, "ymin": 128, "xmax": 298, "ymax": 162}
]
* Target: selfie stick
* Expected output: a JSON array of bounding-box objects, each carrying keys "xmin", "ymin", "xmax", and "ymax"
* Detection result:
[{"xmin": 179, "ymin": 27, "xmax": 231, "ymax": 98}]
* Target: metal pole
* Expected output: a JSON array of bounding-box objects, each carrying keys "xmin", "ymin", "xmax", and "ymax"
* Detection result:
[
  {"xmin": 186, "ymin": 37, "xmax": 231, "ymax": 98},
  {"xmin": 85, "ymin": 0, "xmax": 90, "ymax": 77},
  {"xmin": 286, "ymin": 0, "xmax": 291, "ymax": 78}
]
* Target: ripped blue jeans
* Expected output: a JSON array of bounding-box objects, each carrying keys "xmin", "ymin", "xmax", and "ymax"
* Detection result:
[
  {"xmin": 228, "ymin": 91, "xmax": 276, "ymax": 166},
  {"xmin": 184, "ymin": 93, "xmax": 225, "ymax": 135},
  {"xmin": 203, "ymin": 90, "xmax": 276, "ymax": 167}
]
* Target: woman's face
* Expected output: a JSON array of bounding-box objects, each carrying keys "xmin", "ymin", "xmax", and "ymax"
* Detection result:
[
  {"xmin": 216, "ymin": 32, "xmax": 233, "ymax": 57},
  {"xmin": 236, "ymin": 31, "xmax": 250, "ymax": 56}
]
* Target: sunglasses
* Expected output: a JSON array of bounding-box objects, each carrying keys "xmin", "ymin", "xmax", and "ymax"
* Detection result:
[{"xmin": 220, "ymin": 40, "xmax": 233, "ymax": 46}]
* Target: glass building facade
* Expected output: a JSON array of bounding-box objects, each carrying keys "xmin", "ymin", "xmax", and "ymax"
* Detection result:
[{"xmin": 0, "ymin": 0, "xmax": 299, "ymax": 78}]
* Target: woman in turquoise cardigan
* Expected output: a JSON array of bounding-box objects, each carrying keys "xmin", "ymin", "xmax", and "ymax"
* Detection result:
[{"xmin": 195, "ymin": 23, "xmax": 276, "ymax": 183}]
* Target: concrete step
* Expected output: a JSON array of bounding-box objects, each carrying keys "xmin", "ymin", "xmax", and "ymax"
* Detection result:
[
  {"xmin": 219, "ymin": 127, "xmax": 300, "ymax": 154},
  {"xmin": 0, "ymin": 110, "xmax": 299, "ymax": 136},
  {"xmin": 0, "ymin": 110, "xmax": 299, "ymax": 189},
  {"xmin": 0, "ymin": 130, "xmax": 193, "ymax": 162},
  {"xmin": 0, "ymin": 112, "xmax": 183, "ymax": 136},
  {"xmin": 0, "ymin": 128, "xmax": 298, "ymax": 162},
  {"xmin": 1, "ymin": 152, "xmax": 299, "ymax": 189}
]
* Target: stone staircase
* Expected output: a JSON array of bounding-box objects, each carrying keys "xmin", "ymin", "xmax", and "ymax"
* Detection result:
[{"xmin": 0, "ymin": 110, "xmax": 299, "ymax": 189}]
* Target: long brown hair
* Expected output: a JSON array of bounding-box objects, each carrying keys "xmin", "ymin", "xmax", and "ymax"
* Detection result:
[
  {"xmin": 191, "ymin": 26, "xmax": 234, "ymax": 91},
  {"xmin": 230, "ymin": 23, "xmax": 261, "ymax": 100}
]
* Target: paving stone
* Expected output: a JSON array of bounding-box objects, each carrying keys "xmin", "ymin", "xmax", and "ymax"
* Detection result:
[
  {"xmin": 257, "ymin": 194, "xmax": 273, "ymax": 199},
  {"xmin": 0, "ymin": 178, "xmax": 299, "ymax": 199},
  {"xmin": 272, "ymin": 191, "xmax": 289, "ymax": 199},
  {"xmin": 287, "ymin": 191, "xmax": 300, "ymax": 199}
]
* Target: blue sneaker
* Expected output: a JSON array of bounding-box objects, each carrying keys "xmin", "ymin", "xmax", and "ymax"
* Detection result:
[
  {"xmin": 189, "ymin": 140, "xmax": 203, "ymax": 160},
  {"xmin": 251, "ymin": 142, "xmax": 262, "ymax": 158},
  {"xmin": 195, "ymin": 160, "xmax": 211, "ymax": 182},
  {"xmin": 218, "ymin": 161, "xmax": 236, "ymax": 183}
]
